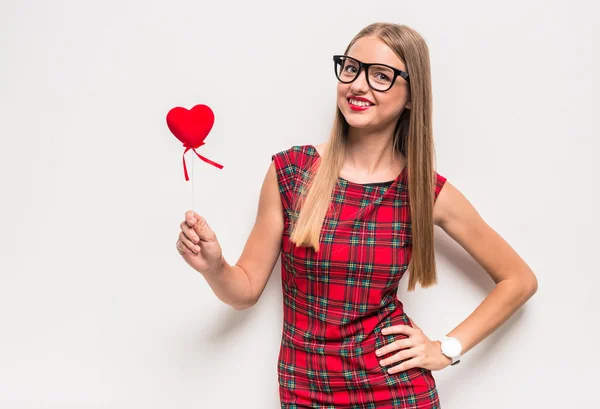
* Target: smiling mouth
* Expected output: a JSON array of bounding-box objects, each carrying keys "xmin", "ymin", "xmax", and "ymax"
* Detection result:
[{"xmin": 347, "ymin": 98, "xmax": 374, "ymax": 107}]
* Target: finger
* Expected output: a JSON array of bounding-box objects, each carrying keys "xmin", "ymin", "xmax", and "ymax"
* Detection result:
[
  {"xmin": 192, "ymin": 215, "xmax": 216, "ymax": 242},
  {"xmin": 179, "ymin": 232, "xmax": 201, "ymax": 254},
  {"xmin": 180, "ymin": 221, "xmax": 200, "ymax": 244},
  {"xmin": 176, "ymin": 239, "xmax": 188, "ymax": 255},
  {"xmin": 382, "ymin": 324, "xmax": 417, "ymax": 337},
  {"xmin": 184, "ymin": 210, "xmax": 201, "ymax": 227},
  {"xmin": 387, "ymin": 356, "xmax": 423, "ymax": 374},
  {"xmin": 376, "ymin": 338, "xmax": 414, "ymax": 357},
  {"xmin": 379, "ymin": 345, "xmax": 420, "ymax": 367}
]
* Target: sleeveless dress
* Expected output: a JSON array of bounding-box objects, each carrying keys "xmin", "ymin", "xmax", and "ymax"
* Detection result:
[{"xmin": 271, "ymin": 144, "xmax": 447, "ymax": 409}]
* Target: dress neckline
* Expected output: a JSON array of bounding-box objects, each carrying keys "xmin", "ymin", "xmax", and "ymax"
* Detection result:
[{"xmin": 306, "ymin": 144, "xmax": 407, "ymax": 188}]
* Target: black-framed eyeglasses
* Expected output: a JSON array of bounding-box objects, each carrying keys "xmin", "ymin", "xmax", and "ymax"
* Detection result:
[{"xmin": 333, "ymin": 55, "xmax": 410, "ymax": 92}]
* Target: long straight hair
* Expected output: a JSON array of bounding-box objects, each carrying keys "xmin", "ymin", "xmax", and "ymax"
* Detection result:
[{"xmin": 289, "ymin": 23, "xmax": 439, "ymax": 291}]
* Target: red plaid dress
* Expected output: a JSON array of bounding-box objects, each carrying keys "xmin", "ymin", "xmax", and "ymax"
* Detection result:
[{"xmin": 271, "ymin": 144, "xmax": 447, "ymax": 409}]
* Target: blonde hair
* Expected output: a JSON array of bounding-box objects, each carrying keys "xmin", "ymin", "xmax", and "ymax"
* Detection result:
[{"xmin": 290, "ymin": 23, "xmax": 439, "ymax": 291}]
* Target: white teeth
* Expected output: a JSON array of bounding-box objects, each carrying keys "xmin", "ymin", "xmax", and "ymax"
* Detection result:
[{"xmin": 349, "ymin": 98, "xmax": 372, "ymax": 107}]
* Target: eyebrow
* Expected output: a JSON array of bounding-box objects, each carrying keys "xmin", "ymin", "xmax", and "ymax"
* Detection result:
[{"xmin": 347, "ymin": 56, "xmax": 403, "ymax": 70}]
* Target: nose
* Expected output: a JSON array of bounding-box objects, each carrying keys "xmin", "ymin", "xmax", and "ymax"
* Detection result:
[{"xmin": 350, "ymin": 67, "xmax": 370, "ymax": 93}]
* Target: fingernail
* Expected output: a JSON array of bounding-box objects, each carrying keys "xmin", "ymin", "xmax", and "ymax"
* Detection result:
[
  {"xmin": 193, "ymin": 237, "xmax": 199, "ymax": 243},
  {"xmin": 376, "ymin": 350, "xmax": 382, "ymax": 356},
  {"xmin": 382, "ymin": 329, "xmax": 388, "ymax": 334}
]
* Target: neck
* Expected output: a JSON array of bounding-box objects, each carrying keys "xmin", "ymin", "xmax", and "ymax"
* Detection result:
[{"xmin": 344, "ymin": 125, "xmax": 404, "ymax": 176}]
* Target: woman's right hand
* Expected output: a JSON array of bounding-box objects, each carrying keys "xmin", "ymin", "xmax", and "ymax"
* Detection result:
[{"xmin": 176, "ymin": 210, "xmax": 225, "ymax": 275}]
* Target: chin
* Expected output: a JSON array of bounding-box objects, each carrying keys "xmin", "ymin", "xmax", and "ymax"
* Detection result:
[
  {"xmin": 341, "ymin": 111, "xmax": 373, "ymax": 128},
  {"xmin": 346, "ymin": 119, "xmax": 372, "ymax": 129}
]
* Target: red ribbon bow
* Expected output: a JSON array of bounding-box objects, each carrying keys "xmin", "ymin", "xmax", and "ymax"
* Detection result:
[
  {"xmin": 166, "ymin": 104, "xmax": 223, "ymax": 181},
  {"xmin": 182, "ymin": 143, "xmax": 224, "ymax": 181}
]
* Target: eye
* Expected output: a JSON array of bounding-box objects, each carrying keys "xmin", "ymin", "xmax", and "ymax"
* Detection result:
[{"xmin": 374, "ymin": 72, "xmax": 391, "ymax": 82}]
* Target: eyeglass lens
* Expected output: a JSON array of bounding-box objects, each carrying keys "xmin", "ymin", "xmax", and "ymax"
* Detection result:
[{"xmin": 335, "ymin": 57, "xmax": 396, "ymax": 91}]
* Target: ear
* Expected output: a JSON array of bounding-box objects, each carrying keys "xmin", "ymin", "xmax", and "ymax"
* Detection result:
[{"xmin": 405, "ymin": 100, "xmax": 412, "ymax": 110}]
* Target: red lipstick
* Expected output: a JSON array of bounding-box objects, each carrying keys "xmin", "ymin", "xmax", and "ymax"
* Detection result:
[
  {"xmin": 347, "ymin": 96, "xmax": 375, "ymax": 111},
  {"xmin": 347, "ymin": 97, "xmax": 375, "ymax": 112}
]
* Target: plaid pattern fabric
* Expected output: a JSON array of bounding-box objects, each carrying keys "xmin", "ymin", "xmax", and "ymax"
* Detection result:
[{"xmin": 271, "ymin": 145, "xmax": 447, "ymax": 409}]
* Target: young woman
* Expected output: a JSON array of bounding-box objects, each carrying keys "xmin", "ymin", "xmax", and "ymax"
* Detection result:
[{"xmin": 175, "ymin": 22, "xmax": 538, "ymax": 409}]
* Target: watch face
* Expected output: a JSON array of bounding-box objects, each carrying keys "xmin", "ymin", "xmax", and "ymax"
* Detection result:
[{"xmin": 442, "ymin": 337, "xmax": 462, "ymax": 357}]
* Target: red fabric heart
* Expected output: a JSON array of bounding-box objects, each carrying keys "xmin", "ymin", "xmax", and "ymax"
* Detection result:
[
  {"xmin": 166, "ymin": 104, "xmax": 223, "ymax": 181},
  {"xmin": 167, "ymin": 104, "xmax": 214, "ymax": 149}
]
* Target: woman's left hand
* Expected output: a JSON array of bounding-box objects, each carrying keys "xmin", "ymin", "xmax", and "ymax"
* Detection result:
[{"xmin": 375, "ymin": 319, "xmax": 452, "ymax": 374}]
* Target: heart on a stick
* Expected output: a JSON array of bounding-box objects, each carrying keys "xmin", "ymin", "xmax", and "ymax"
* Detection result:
[
  {"xmin": 166, "ymin": 103, "xmax": 223, "ymax": 181},
  {"xmin": 166, "ymin": 104, "xmax": 214, "ymax": 149}
]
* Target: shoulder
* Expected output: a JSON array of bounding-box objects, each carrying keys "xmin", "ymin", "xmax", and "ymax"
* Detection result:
[
  {"xmin": 271, "ymin": 145, "xmax": 298, "ymax": 165},
  {"xmin": 271, "ymin": 144, "xmax": 320, "ymax": 171},
  {"xmin": 434, "ymin": 171, "xmax": 447, "ymax": 201},
  {"xmin": 313, "ymin": 143, "xmax": 326, "ymax": 156},
  {"xmin": 432, "ymin": 177, "xmax": 471, "ymax": 229}
]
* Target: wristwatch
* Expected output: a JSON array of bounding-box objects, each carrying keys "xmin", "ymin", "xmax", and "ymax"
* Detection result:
[{"xmin": 440, "ymin": 336, "xmax": 462, "ymax": 365}]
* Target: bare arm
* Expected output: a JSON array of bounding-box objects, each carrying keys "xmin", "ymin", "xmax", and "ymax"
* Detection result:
[
  {"xmin": 432, "ymin": 181, "xmax": 539, "ymax": 355},
  {"xmin": 221, "ymin": 160, "xmax": 285, "ymax": 309},
  {"xmin": 371, "ymin": 181, "xmax": 540, "ymax": 373},
  {"xmin": 182, "ymin": 160, "xmax": 284, "ymax": 310}
]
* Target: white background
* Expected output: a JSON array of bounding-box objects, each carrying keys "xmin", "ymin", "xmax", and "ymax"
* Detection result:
[{"xmin": 1, "ymin": 1, "xmax": 598, "ymax": 408}]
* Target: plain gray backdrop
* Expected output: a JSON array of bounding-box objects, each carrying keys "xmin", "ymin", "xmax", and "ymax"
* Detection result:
[{"xmin": 1, "ymin": 0, "xmax": 598, "ymax": 408}]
